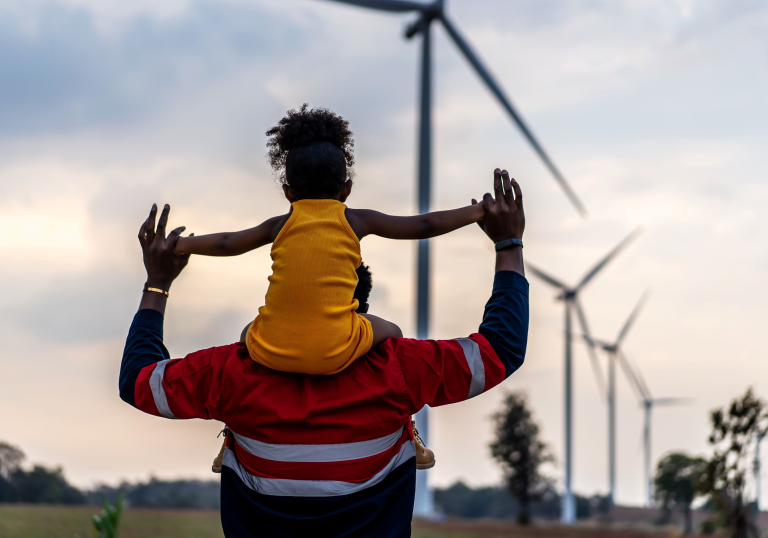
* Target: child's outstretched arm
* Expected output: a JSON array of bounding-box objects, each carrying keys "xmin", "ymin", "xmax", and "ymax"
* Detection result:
[
  {"xmin": 175, "ymin": 214, "xmax": 289, "ymax": 256},
  {"xmin": 346, "ymin": 203, "xmax": 485, "ymax": 241}
]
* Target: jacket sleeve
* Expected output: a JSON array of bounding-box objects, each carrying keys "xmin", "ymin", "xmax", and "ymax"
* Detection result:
[
  {"xmin": 119, "ymin": 308, "xmax": 226, "ymax": 421},
  {"xmin": 391, "ymin": 270, "xmax": 529, "ymax": 412}
]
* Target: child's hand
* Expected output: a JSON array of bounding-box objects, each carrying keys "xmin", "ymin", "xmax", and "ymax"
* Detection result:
[{"xmin": 471, "ymin": 198, "xmax": 487, "ymax": 234}]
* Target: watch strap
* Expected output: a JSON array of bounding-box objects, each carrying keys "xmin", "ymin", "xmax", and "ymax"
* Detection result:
[{"xmin": 495, "ymin": 237, "xmax": 523, "ymax": 251}]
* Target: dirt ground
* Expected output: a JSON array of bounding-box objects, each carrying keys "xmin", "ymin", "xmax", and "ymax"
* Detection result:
[{"xmin": 412, "ymin": 517, "xmax": 689, "ymax": 538}]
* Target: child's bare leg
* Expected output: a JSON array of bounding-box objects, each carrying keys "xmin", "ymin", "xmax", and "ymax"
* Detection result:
[{"xmin": 360, "ymin": 313, "xmax": 403, "ymax": 348}]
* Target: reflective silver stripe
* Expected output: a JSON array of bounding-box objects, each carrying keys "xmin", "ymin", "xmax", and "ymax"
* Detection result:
[
  {"xmin": 221, "ymin": 440, "xmax": 416, "ymax": 497},
  {"xmin": 456, "ymin": 337, "xmax": 485, "ymax": 399},
  {"xmin": 231, "ymin": 427, "xmax": 404, "ymax": 463},
  {"xmin": 149, "ymin": 359, "xmax": 176, "ymax": 419}
]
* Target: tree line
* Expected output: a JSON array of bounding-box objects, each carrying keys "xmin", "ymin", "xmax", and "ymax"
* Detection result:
[{"xmin": 0, "ymin": 442, "xmax": 219, "ymax": 510}]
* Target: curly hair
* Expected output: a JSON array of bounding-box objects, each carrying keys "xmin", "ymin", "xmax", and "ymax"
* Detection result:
[
  {"xmin": 353, "ymin": 261, "xmax": 373, "ymax": 310},
  {"xmin": 266, "ymin": 104, "xmax": 355, "ymax": 198}
]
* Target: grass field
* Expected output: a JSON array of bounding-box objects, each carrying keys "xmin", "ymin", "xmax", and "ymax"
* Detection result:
[
  {"xmin": 0, "ymin": 504, "xmax": 676, "ymax": 538},
  {"xmin": 0, "ymin": 505, "xmax": 225, "ymax": 538}
]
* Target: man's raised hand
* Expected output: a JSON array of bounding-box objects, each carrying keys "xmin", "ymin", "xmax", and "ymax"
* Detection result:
[
  {"xmin": 472, "ymin": 169, "xmax": 525, "ymax": 243},
  {"xmin": 138, "ymin": 204, "xmax": 191, "ymax": 291}
]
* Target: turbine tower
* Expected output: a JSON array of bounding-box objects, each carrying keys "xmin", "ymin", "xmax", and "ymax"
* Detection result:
[
  {"xmin": 755, "ymin": 432, "xmax": 765, "ymax": 511},
  {"xmin": 319, "ymin": 0, "xmax": 586, "ymax": 518},
  {"xmin": 587, "ymin": 291, "xmax": 650, "ymax": 508},
  {"xmin": 618, "ymin": 353, "xmax": 690, "ymax": 507},
  {"xmin": 527, "ymin": 228, "xmax": 640, "ymax": 522}
]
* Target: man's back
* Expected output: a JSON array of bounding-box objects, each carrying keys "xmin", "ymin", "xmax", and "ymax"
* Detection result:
[{"xmin": 121, "ymin": 272, "xmax": 527, "ymax": 537}]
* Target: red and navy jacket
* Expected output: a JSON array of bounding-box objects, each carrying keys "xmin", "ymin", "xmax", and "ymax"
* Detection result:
[{"xmin": 119, "ymin": 270, "xmax": 529, "ymax": 537}]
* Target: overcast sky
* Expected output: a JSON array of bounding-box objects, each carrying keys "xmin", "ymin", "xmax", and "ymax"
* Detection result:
[{"xmin": 1, "ymin": 0, "xmax": 767, "ymax": 507}]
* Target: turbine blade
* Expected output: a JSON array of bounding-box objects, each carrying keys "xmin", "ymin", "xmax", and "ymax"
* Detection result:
[
  {"xmin": 322, "ymin": 0, "xmax": 427, "ymax": 12},
  {"xmin": 575, "ymin": 335, "xmax": 612, "ymax": 349},
  {"xmin": 573, "ymin": 298, "xmax": 606, "ymax": 398},
  {"xmin": 525, "ymin": 263, "xmax": 568, "ymax": 290},
  {"xmin": 624, "ymin": 351, "xmax": 653, "ymax": 402},
  {"xmin": 615, "ymin": 290, "xmax": 651, "ymax": 347},
  {"xmin": 652, "ymin": 398, "xmax": 693, "ymax": 406},
  {"xmin": 616, "ymin": 350, "xmax": 648, "ymax": 402},
  {"xmin": 439, "ymin": 14, "xmax": 587, "ymax": 217},
  {"xmin": 576, "ymin": 227, "xmax": 642, "ymax": 291}
]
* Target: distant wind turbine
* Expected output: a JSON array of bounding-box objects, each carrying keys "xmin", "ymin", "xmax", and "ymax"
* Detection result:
[
  {"xmin": 619, "ymin": 352, "xmax": 691, "ymax": 507},
  {"xmin": 527, "ymin": 227, "xmax": 641, "ymax": 522},
  {"xmin": 586, "ymin": 291, "xmax": 650, "ymax": 507},
  {"xmin": 319, "ymin": 0, "xmax": 587, "ymax": 518},
  {"xmin": 755, "ymin": 431, "xmax": 766, "ymax": 510}
]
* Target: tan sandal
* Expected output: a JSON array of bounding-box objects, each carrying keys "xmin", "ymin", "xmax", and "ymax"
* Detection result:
[
  {"xmin": 412, "ymin": 418, "xmax": 435, "ymax": 470},
  {"xmin": 212, "ymin": 427, "xmax": 228, "ymax": 474}
]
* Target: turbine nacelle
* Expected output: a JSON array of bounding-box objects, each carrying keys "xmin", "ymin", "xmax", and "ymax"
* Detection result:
[
  {"xmin": 556, "ymin": 289, "xmax": 577, "ymax": 301},
  {"xmin": 404, "ymin": 1, "xmax": 443, "ymax": 38}
]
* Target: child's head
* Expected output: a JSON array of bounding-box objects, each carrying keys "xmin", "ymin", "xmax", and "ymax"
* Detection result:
[{"xmin": 267, "ymin": 104, "xmax": 355, "ymax": 201}]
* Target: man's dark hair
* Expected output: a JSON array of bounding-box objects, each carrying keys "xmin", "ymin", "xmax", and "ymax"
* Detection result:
[
  {"xmin": 354, "ymin": 262, "xmax": 373, "ymax": 313},
  {"xmin": 266, "ymin": 104, "xmax": 355, "ymax": 198}
]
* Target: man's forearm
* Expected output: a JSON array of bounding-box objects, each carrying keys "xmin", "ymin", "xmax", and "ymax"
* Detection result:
[
  {"xmin": 496, "ymin": 246, "xmax": 524, "ymax": 277},
  {"xmin": 119, "ymin": 309, "xmax": 170, "ymax": 407},
  {"xmin": 479, "ymin": 269, "xmax": 529, "ymax": 378}
]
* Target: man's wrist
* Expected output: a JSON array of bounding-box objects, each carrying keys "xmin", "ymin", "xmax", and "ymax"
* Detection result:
[
  {"xmin": 140, "ymin": 283, "xmax": 169, "ymax": 315},
  {"xmin": 494, "ymin": 237, "xmax": 523, "ymax": 251},
  {"xmin": 145, "ymin": 279, "xmax": 172, "ymax": 292},
  {"xmin": 495, "ymin": 246, "xmax": 524, "ymax": 276}
]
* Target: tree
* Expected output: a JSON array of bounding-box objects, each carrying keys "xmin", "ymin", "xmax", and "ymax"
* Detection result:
[
  {"xmin": 0, "ymin": 442, "xmax": 25, "ymax": 479},
  {"xmin": 0, "ymin": 442, "xmax": 26, "ymax": 502},
  {"xmin": 11, "ymin": 465, "xmax": 85, "ymax": 504},
  {"xmin": 654, "ymin": 452, "xmax": 706, "ymax": 534},
  {"xmin": 490, "ymin": 392, "xmax": 553, "ymax": 525},
  {"xmin": 700, "ymin": 387, "xmax": 768, "ymax": 538}
]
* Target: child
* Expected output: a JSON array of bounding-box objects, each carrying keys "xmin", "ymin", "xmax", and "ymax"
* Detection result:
[{"xmin": 176, "ymin": 105, "xmax": 484, "ymax": 468}]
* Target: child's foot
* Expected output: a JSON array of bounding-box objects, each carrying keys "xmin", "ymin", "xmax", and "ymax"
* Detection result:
[
  {"xmin": 412, "ymin": 418, "xmax": 435, "ymax": 470},
  {"xmin": 212, "ymin": 428, "xmax": 228, "ymax": 474}
]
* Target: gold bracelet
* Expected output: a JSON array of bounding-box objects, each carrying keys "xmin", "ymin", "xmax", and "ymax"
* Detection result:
[{"xmin": 143, "ymin": 287, "xmax": 169, "ymax": 297}]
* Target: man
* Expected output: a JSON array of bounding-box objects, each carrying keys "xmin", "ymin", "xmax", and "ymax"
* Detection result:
[{"xmin": 120, "ymin": 169, "xmax": 528, "ymax": 537}]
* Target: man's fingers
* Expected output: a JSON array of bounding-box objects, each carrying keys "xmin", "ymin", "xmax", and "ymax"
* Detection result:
[
  {"xmin": 511, "ymin": 177, "xmax": 523, "ymax": 208},
  {"xmin": 501, "ymin": 170, "xmax": 513, "ymax": 207},
  {"xmin": 493, "ymin": 168, "xmax": 503, "ymax": 202},
  {"xmin": 146, "ymin": 204, "xmax": 157, "ymax": 244},
  {"xmin": 138, "ymin": 218, "xmax": 148, "ymax": 246},
  {"xmin": 166, "ymin": 226, "xmax": 186, "ymax": 244},
  {"xmin": 156, "ymin": 204, "xmax": 170, "ymax": 240}
]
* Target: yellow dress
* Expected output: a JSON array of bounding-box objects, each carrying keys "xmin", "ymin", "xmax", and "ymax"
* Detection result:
[{"xmin": 245, "ymin": 199, "xmax": 374, "ymax": 375}]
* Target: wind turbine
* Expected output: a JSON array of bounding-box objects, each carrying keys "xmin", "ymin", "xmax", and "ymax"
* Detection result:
[
  {"xmin": 618, "ymin": 352, "xmax": 690, "ymax": 507},
  {"xmin": 526, "ymin": 228, "xmax": 641, "ymax": 522},
  {"xmin": 754, "ymin": 431, "xmax": 765, "ymax": 511},
  {"xmin": 319, "ymin": 0, "xmax": 587, "ymax": 517},
  {"xmin": 586, "ymin": 291, "xmax": 650, "ymax": 508}
]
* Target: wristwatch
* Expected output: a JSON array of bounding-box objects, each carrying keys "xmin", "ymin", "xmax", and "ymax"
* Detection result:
[{"xmin": 495, "ymin": 237, "xmax": 523, "ymax": 251}]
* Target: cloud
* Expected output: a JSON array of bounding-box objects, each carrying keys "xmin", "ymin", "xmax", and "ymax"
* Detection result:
[{"xmin": 0, "ymin": 1, "xmax": 307, "ymax": 137}]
